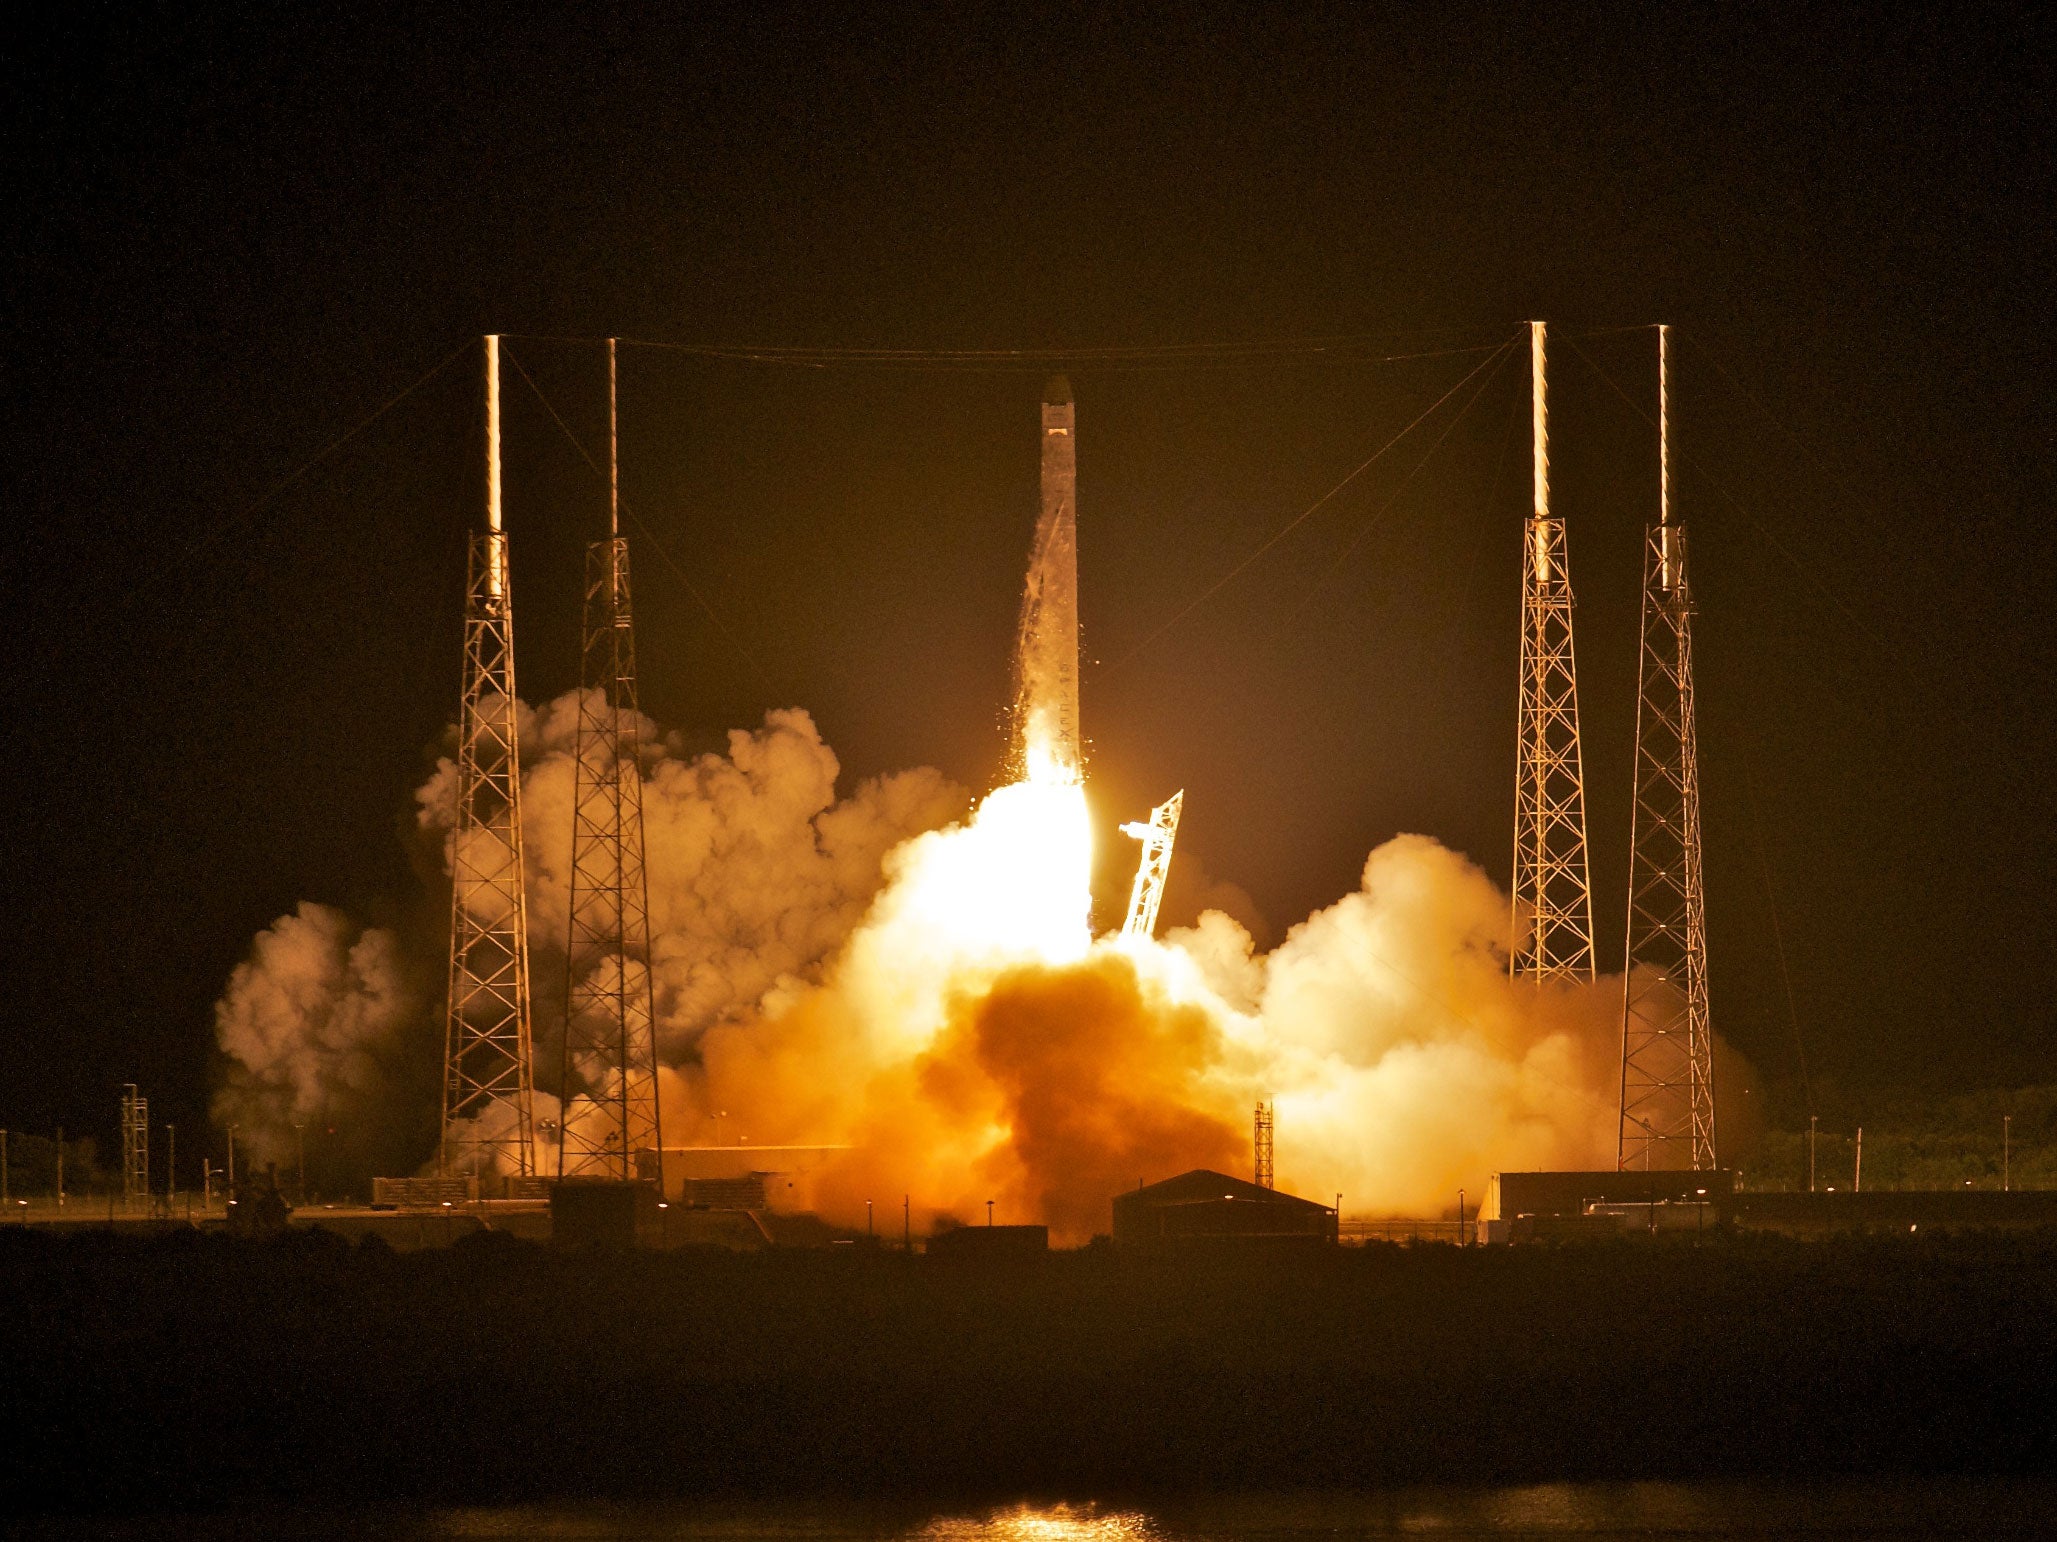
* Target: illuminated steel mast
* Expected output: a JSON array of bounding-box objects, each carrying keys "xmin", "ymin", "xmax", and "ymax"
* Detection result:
[
  {"xmin": 441, "ymin": 334, "xmax": 538, "ymax": 1178},
  {"xmin": 1119, "ymin": 789, "xmax": 1183, "ymax": 940},
  {"xmin": 1510, "ymin": 321, "xmax": 1596, "ymax": 982},
  {"xmin": 559, "ymin": 339, "xmax": 663, "ymax": 1181},
  {"xmin": 1619, "ymin": 325, "xmax": 1715, "ymax": 1170},
  {"xmin": 1253, "ymin": 1100, "xmax": 1275, "ymax": 1190},
  {"xmin": 120, "ymin": 1084, "xmax": 148, "ymax": 1209}
]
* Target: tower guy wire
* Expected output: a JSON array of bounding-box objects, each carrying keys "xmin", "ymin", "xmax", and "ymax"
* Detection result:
[
  {"xmin": 1097, "ymin": 337, "xmax": 1515, "ymax": 678},
  {"xmin": 440, "ymin": 335, "xmax": 538, "ymax": 1180},
  {"xmin": 500, "ymin": 343, "xmax": 781, "ymax": 700},
  {"xmin": 1620, "ymin": 326, "xmax": 1715, "ymax": 1171},
  {"xmin": 1510, "ymin": 322, "xmax": 1596, "ymax": 983},
  {"xmin": 559, "ymin": 339, "xmax": 664, "ymax": 1183}
]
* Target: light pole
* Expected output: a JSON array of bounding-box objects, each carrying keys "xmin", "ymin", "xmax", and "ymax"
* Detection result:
[
  {"xmin": 866, "ymin": 1199, "xmax": 873, "ymax": 1240},
  {"xmin": 903, "ymin": 1194, "xmax": 911, "ymax": 1253},
  {"xmin": 1808, "ymin": 1115, "xmax": 1817, "ymax": 1193},
  {"xmin": 986, "ymin": 1199, "xmax": 995, "ymax": 1227},
  {"xmin": 1, "ymin": 1129, "xmax": 7, "ymax": 1208},
  {"xmin": 227, "ymin": 1126, "xmax": 238, "ymax": 1193},
  {"xmin": 294, "ymin": 1123, "xmax": 306, "ymax": 1203},
  {"xmin": 2004, "ymin": 1115, "xmax": 2011, "ymax": 1192},
  {"xmin": 165, "ymin": 1124, "xmax": 176, "ymax": 1209},
  {"xmin": 56, "ymin": 1127, "xmax": 65, "ymax": 1208},
  {"xmin": 1457, "ymin": 1187, "xmax": 1466, "ymax": 1245}
]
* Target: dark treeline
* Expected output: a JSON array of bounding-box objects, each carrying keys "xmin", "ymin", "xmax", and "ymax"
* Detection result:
[
  {"xmin": 5, "ymin": 1227, "xmax": 2055, "ymax": 1513},
  {"xmin": 1749, "ymin": 1083, "xmax": 2057, "ymax": 1192}
]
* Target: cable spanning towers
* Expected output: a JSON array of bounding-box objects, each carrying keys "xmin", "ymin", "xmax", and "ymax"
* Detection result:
[
  {"xmin": 1510, "ymin": 321, "xmax": 1596, "ymax": 982},
  {"xmin": 559, "ymin": 339, "xmax": 663, "ymax": 1181},
  {"xmin": 1619, "ymin": 326, "xmax": 1715, "ymax": 1170},
  {"xmin": 440, "ymin": 334, "xmax": 538, "ymax": 1179}
]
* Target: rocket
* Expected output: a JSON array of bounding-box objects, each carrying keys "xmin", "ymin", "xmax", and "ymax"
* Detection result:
[{"xmin": 1014, "ymin": 375, "xmax": 1081, "ymax": 783}]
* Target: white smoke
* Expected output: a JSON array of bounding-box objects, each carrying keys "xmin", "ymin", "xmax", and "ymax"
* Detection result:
[
  {"xmin": 213, "ymin": 698, "xmax": 1619, "ymax": 1221},
  {"xmin": 1198, "ymin": 834, "xmax": 1618, "ymax": 1212},
  {"xmin": 212, "ymin": 701, "xmax": 968, "ymax": 1175},
  {"xmin": 686, "ymin": 806, "xmax": 1620, "ymax": 1241},
  {"xmin": 210, "ymin": 903, "xmax": 435, "ymax": 1174}
]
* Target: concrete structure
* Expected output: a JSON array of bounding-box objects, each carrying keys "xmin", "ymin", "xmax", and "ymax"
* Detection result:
[
  {"xmin": 1485, "ymin": 1169, "xmax": 1735, "ymax": 1226},
  {"xmin": 639, "ymin": 1145, "xmax": 846, "ymax": 1208},
  {"xmin": 1478, "ymin": 1170, "xmax": 2057, "ymax": 1242},
  {"xmin": 1113, "ymin": 1170, "xmax": 1337, "ymax": 1250},
  {"xmin": 926, "ymin": 1223, "xmax": 1049, "ymax": 1261},
  {"xmin": 372, "ymin": 1175, "xmax": 479, "ymax": 1206},
  {"xmin": 551, "ymin": 1177, "xmax": 660, "ymax": 1247}
]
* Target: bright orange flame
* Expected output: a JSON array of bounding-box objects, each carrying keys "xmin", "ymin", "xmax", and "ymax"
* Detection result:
[{"xmin": 687, "ymin": 720, "xmax": 1622, "ymax": 1240}]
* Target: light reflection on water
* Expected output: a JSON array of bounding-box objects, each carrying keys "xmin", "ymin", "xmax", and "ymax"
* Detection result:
[
  {"xmin": 420, "ymin": 1484, "xmax": 2057, "ymax": 1540},
  {"xmin": 913, "ymin": 1503, "xmax": 1158, "ymax": 1542},
  {"xmin": 17, "ymin": 1482, "xmax": 2057, "ymax": 1540}
]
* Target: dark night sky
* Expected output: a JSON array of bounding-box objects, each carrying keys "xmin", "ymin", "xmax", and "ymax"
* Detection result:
[{"xmin": 3, "ymin": 4, "xmax": 2051, "ymax": 1156}]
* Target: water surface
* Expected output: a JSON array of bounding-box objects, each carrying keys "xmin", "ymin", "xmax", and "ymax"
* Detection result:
[{"xmin": 22, "ymin": 1483, "xmax": 2054, "ymax": 1541}]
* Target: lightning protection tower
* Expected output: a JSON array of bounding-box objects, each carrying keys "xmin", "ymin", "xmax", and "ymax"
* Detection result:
[
  {"xmin": 120, "ymin": 1084, "xmax": 148, "ymax": 1209},
  {"xmin": 1619, "ymin": 326, "xmax": 1715, "ymax": 1170},
  {"xmin": 1510, "ymin": 321, "xmax": 1596, "ymax": 982},
  {"xmin": 559, "ymin": 339, "xmax": 663, "ymax": 1182},
  {"xmin": 1119, "ymin": 790, "xmax": 1183, "ymax": 940},
  {"xmin": 1253, "ymin": 1100, "xmax": 1275, "ymax": 1190},
  {"xmin": 441, "ymin": 334, "xmax": 538, "ymax": 1179}
]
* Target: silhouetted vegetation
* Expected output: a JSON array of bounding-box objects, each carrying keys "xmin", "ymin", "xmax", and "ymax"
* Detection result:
[
  {"xmin": 4, "ymin": 1226, "xmax": 2055, "ymax": 1513},
  {"xmin": 1749, "ymin": 1083, "xmax": 2057, "ymax": 1191}
]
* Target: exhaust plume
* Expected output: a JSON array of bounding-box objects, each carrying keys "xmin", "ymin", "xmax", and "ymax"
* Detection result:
[
  {"xmin": 213, "ymin": 381, "xmax": 1622, "ymax": 1222},
  {"xmin": 1014, "ymin": 375, "xmax": 1080, "ymax": 784}
]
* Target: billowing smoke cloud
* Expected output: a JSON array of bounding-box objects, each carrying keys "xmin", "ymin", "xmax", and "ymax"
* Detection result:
[
  {"xmin": 211, "ymin": 903, "xmax": 436, "ymax": 1176},
  {"xmin": 214, "ymin": 704, "xmax": 968, "ymax": 1176},
  {"xmin": 687, "ymin": 810, "xmax": 1618, "ymax": 1241},
  {"xmin": 1236, "ymin": 834, "xmax": 1618, "ymax": 1209},
  {"xmin": 214, "ymin": 699, "xmax": 1621, "ymax": 1229}
]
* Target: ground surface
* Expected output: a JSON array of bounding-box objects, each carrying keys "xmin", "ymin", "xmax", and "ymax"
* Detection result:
[{"xmin": 5, "ymin": 1226, "xmax": 2054, "ymax": 1512}]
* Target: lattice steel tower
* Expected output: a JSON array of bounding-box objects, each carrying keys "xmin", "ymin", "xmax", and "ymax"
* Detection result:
[
  {"xmin": 1119, "ymin": 790, "xmax": 1183, "ymax": 940},
  {"xmin": 1510, "ymin": 322, "xmax": 1596, "ymax": 982},
  {"xmin": 559, "ymin": 339, "xmax": 663, "ymax": 1181},
  {"xmin": 120, "ymin": 1084, "xmax": 148, "ymax": 1209},
  {"xmin": 1619, "ymin": 326, "xmax": 1715, "ymax": 1170},
  {"xmin": 1253, "ymin": 1100, "xmax": 1275, "ymax": 1190},
  {"xmin": 441, "ymin": 335, "xmax": 538, "ymax": 1178}
]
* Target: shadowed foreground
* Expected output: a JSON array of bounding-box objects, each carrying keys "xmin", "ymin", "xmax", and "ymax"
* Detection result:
[{"xmin": 4, "ymin": 1226, "xmax": 2054, "ymax": 1512}]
